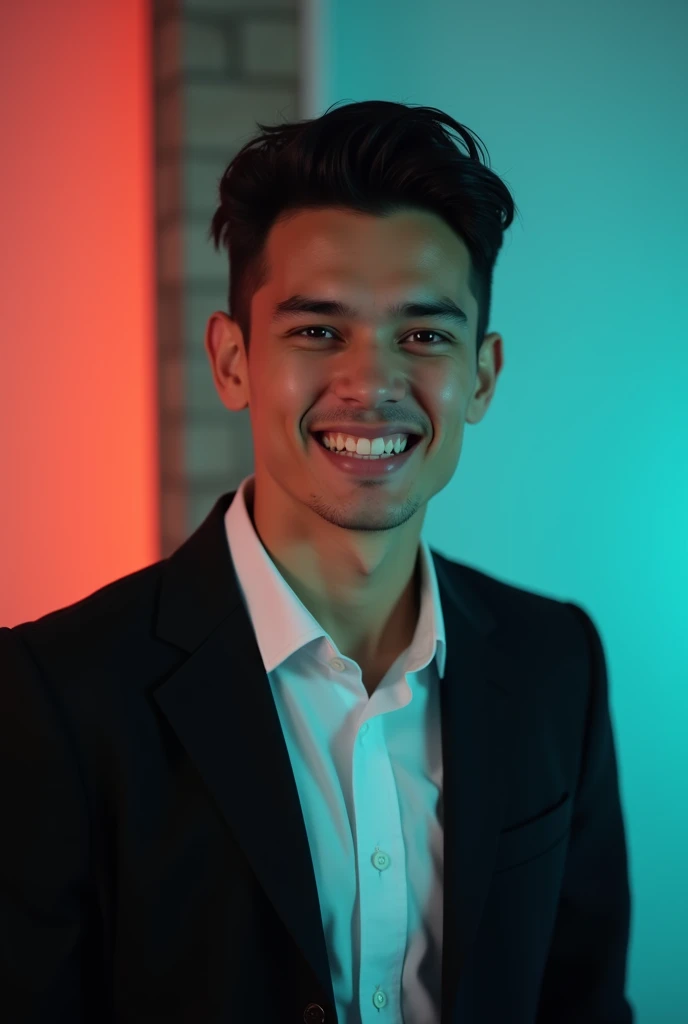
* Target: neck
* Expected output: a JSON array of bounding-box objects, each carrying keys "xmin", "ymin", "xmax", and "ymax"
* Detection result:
[
  {"xmin": 278, "ymin": 544, "xmax": 421, "ymax": 668},
  {"xmin": 246, "ymin": 479, "xmax": 423, "ymax": 664}
]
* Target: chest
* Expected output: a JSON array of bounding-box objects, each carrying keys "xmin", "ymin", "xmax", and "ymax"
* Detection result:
[{"xmin": 359, "ymin": 649, "xmax": 406, "ymax": 697}]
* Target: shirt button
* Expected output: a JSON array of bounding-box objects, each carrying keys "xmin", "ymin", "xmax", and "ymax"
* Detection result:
[
  {"xmin": 303, "ymin": 1003, "xmax": 326, "ymax": 1023},
  {"xmin": 330, "ymin": 658, "xmax": 346, "ymax": 672},
  {"xmin": 372, "ymin": 988, "xmax": 388, "ymax": 1010},
  {"xmin": 371, "ymin": 849, "xmax": 391, "ymax": 871},
  {"xmin": 360, "ymin": 722, "xmax": 369, "ymax": 736}
]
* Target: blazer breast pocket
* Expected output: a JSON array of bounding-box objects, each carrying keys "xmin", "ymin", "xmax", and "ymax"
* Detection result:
[{"xmin": 493, "ymin": 792, "xmax": 573, "ymax": 873}]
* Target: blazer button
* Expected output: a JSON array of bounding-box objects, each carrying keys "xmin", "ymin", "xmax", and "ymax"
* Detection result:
[{"xmin": 303, "ymin": 1003, "xmax": 326, "ymax": 1023}]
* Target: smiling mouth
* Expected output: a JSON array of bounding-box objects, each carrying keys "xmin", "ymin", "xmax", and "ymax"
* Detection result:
[{"xmin": 311, "ymin": 432, "xmax": 422, "ymax": 455}]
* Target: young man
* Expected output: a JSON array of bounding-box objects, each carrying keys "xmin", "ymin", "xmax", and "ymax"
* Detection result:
[{"xmin": 0, "ymin": 100, "xmax": 634, "ymax": 1022}]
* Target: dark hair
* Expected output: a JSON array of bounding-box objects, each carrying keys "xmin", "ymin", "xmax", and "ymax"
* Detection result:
[{"xmin": 209, "ymin": 99, "xmax": 518, "ymax": 357}]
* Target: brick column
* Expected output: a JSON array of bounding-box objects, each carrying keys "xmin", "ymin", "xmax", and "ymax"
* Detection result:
[{"xmin": 152, "ymin": 0, "xmax": 301, "ymax": 555}]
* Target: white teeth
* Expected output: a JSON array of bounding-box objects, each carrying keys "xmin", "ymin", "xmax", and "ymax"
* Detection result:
[{"xmin": 320, "ymin": 432, "xmax": 409, "ymax": 457}]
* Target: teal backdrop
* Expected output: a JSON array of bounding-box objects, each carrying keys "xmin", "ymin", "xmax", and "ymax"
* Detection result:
[{"xmin": 301, "ymin": 0, "xmax": 688, "ymax": 1019}]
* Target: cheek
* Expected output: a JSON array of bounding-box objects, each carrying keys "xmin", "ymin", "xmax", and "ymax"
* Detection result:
[
  {"xmin": 423, "ymin": 370, "xmax": 464, "ymax": 426},
  {"xmin": 249, "ymin": 361, "xmax": 315, "ymax": 453},
  {"xmin": 250, "ymin": 353, "xmax": 302, "ymax": 417},
  {"xmin": 262, "ymin": 353, "xmax": 317, "ymax": 404},
  {"xmin": 432, "ymin": 364, "xmax": 465, "ymax": 403}
]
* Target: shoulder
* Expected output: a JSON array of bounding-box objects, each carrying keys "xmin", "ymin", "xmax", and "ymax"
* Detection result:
[
  {"xmin": 430, "ymin": 547, "xmax": 600, "ymax": 663},
  {"xmin": 5, "ymin": 559, "xmax": 167, "ymax": 668}
]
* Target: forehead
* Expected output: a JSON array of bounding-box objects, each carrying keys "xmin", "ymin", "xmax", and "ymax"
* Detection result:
[{"xmin": 262, "ymin": 207, "xmax": 471, "ymax": 298}]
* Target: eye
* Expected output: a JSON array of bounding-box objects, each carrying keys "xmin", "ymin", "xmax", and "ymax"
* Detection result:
[
  {"xmin": 405, "ymin": 330, "xmax": 452, "ymax": 346},
  {"xmin": 293, "ymin": 326, "xmax": 452, "ymax": 345}
]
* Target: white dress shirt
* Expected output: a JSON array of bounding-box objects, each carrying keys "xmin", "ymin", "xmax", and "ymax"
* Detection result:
[{"xmin": 225, "ymin": 475, "xmax": 448, "ymax": 1024}]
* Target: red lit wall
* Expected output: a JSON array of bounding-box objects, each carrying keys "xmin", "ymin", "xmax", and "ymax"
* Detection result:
[{"xmin": 0, "ymin": 1, "xmax": 157, "ymax": 627}]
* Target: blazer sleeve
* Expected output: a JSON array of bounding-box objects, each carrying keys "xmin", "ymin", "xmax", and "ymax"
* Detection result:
[
  {"xmin": 536, "ymin": 603, "xmax": 635, "ymax": 1023},
  {"xmin": 0, "ymin": 626, "xmax": 103, "ymax": 1023}
]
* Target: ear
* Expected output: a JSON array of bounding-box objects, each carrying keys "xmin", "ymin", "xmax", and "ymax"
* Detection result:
[{"xmin": 204, "ymin": 311, "xmax": 250, "ymax": 413}]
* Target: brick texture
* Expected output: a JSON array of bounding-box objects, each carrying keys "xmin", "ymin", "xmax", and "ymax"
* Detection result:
[
  {"xmin": 243, "ymin": 18, "xmax": 299, "ymax": 76},
  {"xmin": 152, "ymin": 0, "xmax": 300, "ymax": 554}
]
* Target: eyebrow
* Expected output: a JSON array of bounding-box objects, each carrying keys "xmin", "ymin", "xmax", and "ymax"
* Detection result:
[{"xmin": 271, "ymin": 293, "xmax": 469, "ymax": 328}]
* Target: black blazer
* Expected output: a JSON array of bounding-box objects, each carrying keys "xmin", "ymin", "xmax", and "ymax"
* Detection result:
[{"xmin": 0, "ymin": 490, "xmax": 634, "ymax": 1023}]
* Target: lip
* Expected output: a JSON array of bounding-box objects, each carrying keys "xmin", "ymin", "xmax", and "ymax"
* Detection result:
[{"xmin": 310, "ymin": 432, "xmax": 422, "ymax": 479}]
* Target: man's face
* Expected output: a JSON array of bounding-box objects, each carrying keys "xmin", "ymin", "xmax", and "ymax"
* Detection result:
[{"xmin": 206, "ymin": 207, "xmax": 503, "ymax": 537}]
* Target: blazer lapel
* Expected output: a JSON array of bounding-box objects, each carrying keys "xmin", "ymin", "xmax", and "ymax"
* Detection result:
[
  {"xmin": 153, "ymin": 493, "xmax": 518, "ymax": 1021},
  {"xmin": 433, "ymin": 557, "xmax": 519, "ymax": 1016}
]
